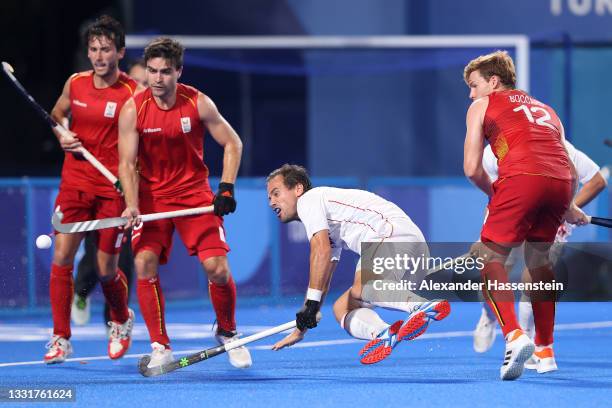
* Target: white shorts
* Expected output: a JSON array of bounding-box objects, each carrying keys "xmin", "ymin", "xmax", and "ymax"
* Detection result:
[{"xmin": 356, "ymin": 217, "xmax": 429, "ymax": 280}]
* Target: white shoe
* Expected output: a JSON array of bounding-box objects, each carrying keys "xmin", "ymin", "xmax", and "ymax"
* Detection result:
[
  {"xmin": 500, "ymin": 330, "xmax": 535, "ymax": 381},
  {"xmin": 531, "ymin": 345, "xmax": 558, "ymax": 373},
  {"xmin": 108, "ymin": 308, "xmax": 135, "ymax": 359},
  {"xmin": 524, "ymin": 356, "xmax": 537, "ymax": 370},
  {"xmin": 473, "ymin": 306, "xmax": 497, "ymax": 353},
  {"xmin": 215, "ymin": 330, "xmax": 252, "ymax": 369},
  {"xmin": 147, "ymin": 342, "xmax": 174, "ymax": 369},
  {"xmin": 71, "ymin": 295, "xmax": 90, "ymax": 326},
  {"xmin": 44, "ymin": 336, "xmax": 73, "ymax": 364}
]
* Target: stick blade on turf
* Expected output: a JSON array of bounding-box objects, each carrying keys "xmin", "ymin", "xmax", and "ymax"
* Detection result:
[{"xmin": 138, "ymin": 356, "xmax": 161, "ymax": 377}]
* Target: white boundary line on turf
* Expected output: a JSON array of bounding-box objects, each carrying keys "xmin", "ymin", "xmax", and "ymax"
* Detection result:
[{"xmin": 1, "ymin": 320, "xmax": 611, "ymax": 368}]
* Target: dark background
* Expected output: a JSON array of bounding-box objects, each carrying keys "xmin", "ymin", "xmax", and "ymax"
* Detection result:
[
  {"xmin": 1, "ymin": 0, "xmax": 610, "ymax": 178},
  {"xmin": 0, "ymin": 0, "xmax": 309, "ymax": 178}
]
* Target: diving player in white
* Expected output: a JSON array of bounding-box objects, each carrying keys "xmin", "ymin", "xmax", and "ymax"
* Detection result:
[{"xmin": 266, "ymin": 164, "xmax": 450, "ymax": 364}]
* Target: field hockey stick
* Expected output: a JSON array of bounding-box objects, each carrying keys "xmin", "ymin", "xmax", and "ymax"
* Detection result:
[
  {"xmin": 588, "ymin": 216, "xmax": 612, "ymax": 228},
  {"xmin": 139, "ymin": 320, "xmax": 297, "ymax": 377},
  {"xmin": 52, "ymin": 205, "xmax": 214, "ymax": 233},
  {"xmin": 1, "ymin": 61, "xmax": 122, "ymax": 193}
]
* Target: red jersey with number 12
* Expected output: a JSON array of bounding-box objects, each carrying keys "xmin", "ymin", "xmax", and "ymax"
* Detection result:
[
  {"xmin": 484, "ymin": 89, "xmax": 571, "ymax": 181},
  {"xmin": 134, "ymin": 84, "xmax": 211, "ymax": 197},
  {"xmin": 61, "ymin": 71, "xmax": 137, "ymax": 197}
]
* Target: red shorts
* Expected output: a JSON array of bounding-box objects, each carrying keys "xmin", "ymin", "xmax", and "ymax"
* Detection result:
[
  {"xmin": 54, "ymin": 188, "xmax": 124, "ymax": 254},
  {"xmin": 132, "ymin": 190, "xmax": 229, "ymax": 264},
  {"xmin": 481, "ymin": 174, "xmax": 572, "ymax": 245}
]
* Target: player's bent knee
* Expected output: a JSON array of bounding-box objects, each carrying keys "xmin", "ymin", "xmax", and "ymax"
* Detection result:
[
  {"xmin": 52, "ymin": 252, "xmax": 75, "ymax": 267},
  {"xmin": 332, "ymin": 295, "xmax": 348, "ymax": 323},
  {"xmin": 472, "ymin": 241, "xmax": 510, "ymax": 264},
  {"xmin": 96, "ymin": 252, "xmax": 119, "ymax": 278},
  {"xmin": 202, "ymin": 256, "xmax": 230, "ymax": 284},
  {"xmin": 349, "ymin": 284, "xmax": 362, "ymax": 300},
  {"xmin": 206, "ymin": 268, "xmax": 230, "ymax": 284},
  {"xmin": 134, "ymin": 253, "xmax": 159, "ymax": 279},
  {"xmin": 524, "ymin": 243, "xmax": 552, "ymax": 269},
  {"xmin": 52, "ymin": 243, "xmax": 78, "ymax": 266},
  {"xmin": 333, "ymin": 288, "xmax": 362, "ymax": 323}
]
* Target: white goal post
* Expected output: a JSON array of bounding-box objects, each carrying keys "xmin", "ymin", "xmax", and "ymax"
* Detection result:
[{"xmin": 126, "ymin": 35, "xmax": 530, "ymax": 91}]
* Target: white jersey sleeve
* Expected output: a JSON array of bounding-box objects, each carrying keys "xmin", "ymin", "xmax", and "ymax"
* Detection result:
[
  {"xmin": 564, "ymin": 141, "xmax": 600, "ymax": 185},
  {"xmin": 297, "ymin": 189, "xmax": 329, "ymax": 240},
  {"xmin": 482, "ymin": 144, "xmax": 499, "ymax": 182},
  {"xmin": 297, "ymin": 189, "xmax": 342, "ymax": 261}
]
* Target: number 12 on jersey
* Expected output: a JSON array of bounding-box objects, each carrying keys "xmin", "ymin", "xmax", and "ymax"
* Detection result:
[{"xmin": 513, "ymin": 104, "xmax": 556, "ymax": 130}]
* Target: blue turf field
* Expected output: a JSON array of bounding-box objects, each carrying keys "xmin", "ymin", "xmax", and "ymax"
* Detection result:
[{"xmin": 1, "ymin": 302, "xmax": 611, "ymax": 407}]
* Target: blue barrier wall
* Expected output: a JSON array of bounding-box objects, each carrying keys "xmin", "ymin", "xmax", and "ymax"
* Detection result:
[{"xmin": 0, "ymin": 177, "xmax": 609, "ymax": 311}]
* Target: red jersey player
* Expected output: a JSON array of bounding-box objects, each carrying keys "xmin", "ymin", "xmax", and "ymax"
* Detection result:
[
  {"xmin": 118, "ymin": 37, "xmax": 251, "ymax": 369},
  {"xmin": 462, "ymin": 51, "xmax": 588, "ymax": 380},
  {"xmin": 46, "ymin": 15, "xmax": 138, "ymax": 364}
]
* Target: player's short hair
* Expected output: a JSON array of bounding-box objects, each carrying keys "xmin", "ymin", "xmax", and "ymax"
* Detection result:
[
  {"xmin": 463, "ymin": 50, "xmax": 516, "ymax": 89},
  {"xmin": 84, "ymin": 15, "xmax": 125, "ymax": 50},
  {"xmin": 267, "ymin": 164, "xmax": 312, "ymax": 192},
  {"xmin": 143, "ymin": 37, "xmax": 185, "ymax": 70}
]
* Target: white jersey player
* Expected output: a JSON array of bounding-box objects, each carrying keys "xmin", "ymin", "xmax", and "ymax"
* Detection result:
[
  {"xmin": 474, "ymin": 141, "xmax": 608, "ymax": 366},
  {"xmin": 266, "ymin": 164, "xmax": 450, "ymax": 364}
]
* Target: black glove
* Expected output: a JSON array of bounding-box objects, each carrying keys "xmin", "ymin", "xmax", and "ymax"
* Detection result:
[
  {"xmin": 296, "ymin": 299, "xmax": 321, "ymax": 331},
  {"xmin": 213, "ymin": 182, "xmax": 236, "ymax": 216}
]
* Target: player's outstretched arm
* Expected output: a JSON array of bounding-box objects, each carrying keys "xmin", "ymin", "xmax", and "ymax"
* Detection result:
[
  {"xmin": 273, "ymin": 230, "xmax": 336, "ymax": 351},
  {"xmin": 464, "ymin": 98, "xmax": 492, "ymax": 197},
  {"xmin": 118, "ymin": 98, "xmax": 141, "ymax": 227},
  {"xmin": 297, "ymin": 230, "xmax": 333, "ymax": 330}
]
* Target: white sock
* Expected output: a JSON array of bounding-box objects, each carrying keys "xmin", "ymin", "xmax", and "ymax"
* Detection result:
[
  {"xmin": 365, "ymin": 300, "xmax": 424, "ymax": 313},
  {"xmin": 341, "ymin": 308, "xmax": 389, "ymax": 340},
  {"xmin": 518, "ymin": 294, "xmax": 534, "ymax": 338}
]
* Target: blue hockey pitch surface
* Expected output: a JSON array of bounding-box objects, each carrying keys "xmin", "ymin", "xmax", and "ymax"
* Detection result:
[{"xmin": 1, "ymin": 302, "xmax": 611, "ymax": 407}]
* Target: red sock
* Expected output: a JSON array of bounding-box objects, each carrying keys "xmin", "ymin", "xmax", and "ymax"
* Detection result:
[
  {"xmin": 137, "ymin": 277, "xmax": 169, "ymax": 346},
  {"xmin": 481, "ymin": 261, "xmax": 520, "ymax": 337},
  {"xmin": 529, "ymin": 265, "xmax": 556, "ymax": 346},
  {"xmin": 101, "ymin": 269, "xmax": 129, "ymax": 323},
  {"xmin": 50, "ymin": 264, "xmax": 73, "ymax": 339},
  {"xmin": 209, "ymin": 275, "xmax": 236, "ymax": 332}
]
